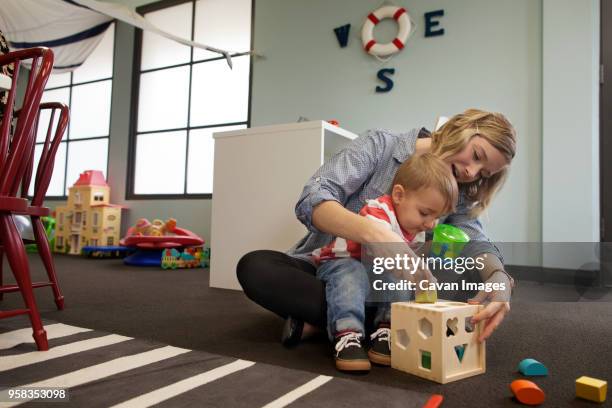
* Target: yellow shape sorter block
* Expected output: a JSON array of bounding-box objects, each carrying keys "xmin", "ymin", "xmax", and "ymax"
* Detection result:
[
  {"xmin": 576, "ymin": 376, "xmax": 607, "ymax": 403},
  {"xmin": 391, "ymin": 300, "xmax": 485, "ymax": 384}
]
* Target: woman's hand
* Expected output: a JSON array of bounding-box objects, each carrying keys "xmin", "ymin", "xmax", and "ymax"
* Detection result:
[
  {"xmin": 468, "ymin": 271, "xmax": 512, "ymax": 342},
  {"xmin": 469, "ymin": 301, "xmax": 510, "ymax": 342},
  {"xmin": 313, "ymin": 200, "xmax": 436, "ymax": 289},
  {"xmin": 365, "ymin": 223, "xmax": 436, "ymax": 286}
]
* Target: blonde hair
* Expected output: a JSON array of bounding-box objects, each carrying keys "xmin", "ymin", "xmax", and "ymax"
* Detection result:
[
  {"xmin": 429, "ymin": 108, "xmax": 517, "ymax": 216},
  {"xmin": 392, "ymin": 153, "xmax": 458, "ymax": 215}
]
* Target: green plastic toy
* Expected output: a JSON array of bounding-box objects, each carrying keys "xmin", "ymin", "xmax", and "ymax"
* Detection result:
[
  {"xmin": 429, "ymin": 223, "xmax": 470, "ymax": 259},
  {"xmin": 25, "ymin": 216, "xmax": 56, "ymax": 253}
]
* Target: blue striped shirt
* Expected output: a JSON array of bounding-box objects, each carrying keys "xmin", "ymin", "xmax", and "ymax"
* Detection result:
[{"xmin": 288, "ymin": 128, "xmax": 503, "ymax": 265}]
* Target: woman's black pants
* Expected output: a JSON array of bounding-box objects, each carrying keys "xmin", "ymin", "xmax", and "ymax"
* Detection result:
[
  {"xmin": 237, "ymin": 250, "xmax": 327, "ymax": 327},
  {"xmin": 236, "ymin": 250, "xmax": 478, "ymax": 329}
]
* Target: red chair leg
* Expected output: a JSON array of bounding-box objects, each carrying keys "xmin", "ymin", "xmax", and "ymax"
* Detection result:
[
  {"xmin": 32, "ymin": 217, "xmax": 64, "ymax": 310},
  {"xmin": 0, "ymin": 215, "xmax": 48, "ymax": 351}
]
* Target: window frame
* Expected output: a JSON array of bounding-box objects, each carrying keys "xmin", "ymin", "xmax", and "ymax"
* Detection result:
[
  {"xmin": 41, "ymin": 24, "xmax": 116, "ymax": 200},
  {"xmin": 127, "ymin": 0, "xmax": 254, "ymax": 200}
]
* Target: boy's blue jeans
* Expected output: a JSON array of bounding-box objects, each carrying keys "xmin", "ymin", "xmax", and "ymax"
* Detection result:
[{"xmin": 316, "ymin": 257, "xmax": 411, "ymax": 340}]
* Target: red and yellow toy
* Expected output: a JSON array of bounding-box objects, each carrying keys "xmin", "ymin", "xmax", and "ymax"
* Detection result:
[
  {"xmin": 121, "ymin": 218, "xmax": 203, "ymax": 249},
  {"xmin": 120, "ymin": 218, "xmax": 204, "ymax": 266},
  {"xmin": 131, "ymin": 218, "xmax": 177, "ymax": 237}
]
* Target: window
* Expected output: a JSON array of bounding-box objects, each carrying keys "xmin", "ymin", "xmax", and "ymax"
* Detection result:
[
  {"xmin": 57, "ymin": 236, "xmax": 63, "ymax": 247},
  {"xmin": 93, "ymin": 212, "xmax": 99, "ymax": 226},
  {"xmin": 83, "ymin": 211, "xmax": 87, "ymax": 227},
  {"xmin": 29, "ymin": 24, "xmax": 115, "ymax": 198},
  {"xmin": 128, "ymin": 0, "xmax": 252, "ymax": 198},
  {"xmin": 107, "ymin": 237, "xmax": 114, "ymax": 246}
]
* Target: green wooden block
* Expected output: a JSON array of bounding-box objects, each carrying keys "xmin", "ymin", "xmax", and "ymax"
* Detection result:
[
  {"xmin": 416, "ymin": 290, "xmax": 438, "ymax": 303},
  {"xmin": 421, "ymin": 350, "xmax": 431, "ymax": 370}
]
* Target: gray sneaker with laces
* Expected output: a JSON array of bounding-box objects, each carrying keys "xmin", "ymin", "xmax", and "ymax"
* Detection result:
[
  {"xmin": 333, "ymin": 331, "xmax": 371, "ymax": 372},
  {"xmin": 368, "ymin": 325, "xmax": 391, "ymax": 366}
]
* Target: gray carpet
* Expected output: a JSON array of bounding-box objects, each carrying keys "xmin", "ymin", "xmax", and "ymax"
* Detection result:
[{"xmin": 2, "ymin": 254, "xmax": 611, "ymax": 407}]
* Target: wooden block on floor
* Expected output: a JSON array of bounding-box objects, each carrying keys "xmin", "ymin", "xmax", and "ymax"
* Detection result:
[
  {"xmin": 510, "ymin": 379, "xmax": 546, "ymax": 405},
  {"xmin": 518, "ymin": 358, "xmax": 548, "ymax": 376},
  {"xmin": 576, "ymin": 376, "xmax": 607, "ymax": 403}
]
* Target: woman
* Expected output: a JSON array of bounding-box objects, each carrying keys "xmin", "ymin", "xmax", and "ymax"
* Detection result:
[{"xmin": 237, "ymin": 109, "xmax": 517, "ymax": 345}]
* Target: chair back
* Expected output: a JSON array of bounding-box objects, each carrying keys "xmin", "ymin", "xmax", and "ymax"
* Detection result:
[
  {"xmin": 0, "ymin": 47, "xmax": 54, "ymax": 198},
  {"xmin": 20, "ymin": 102, "xmax": 69, "ymax": 206}
]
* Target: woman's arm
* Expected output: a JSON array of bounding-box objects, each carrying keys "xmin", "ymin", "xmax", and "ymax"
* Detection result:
[
  {"xmin": 295, "ymin": 129, "xmax": 385, "ymax": 235},
  {"xmin": 295, "ymin": 128, "xmax": 418, "ymax": 245},
  {"xmin": 442, "ymin": 193, "xmax": 514, "ymax": 286},
  {"xmin": 312, "ymin": 201, "xmax": 405, "ymax": 244},
  {"xmin": 441, "ymin": 197, "xmax": 504, "ymax": 263},
  {"xmin": 442, "ymin": 192, "xmax": 514, "ymax": 342}
]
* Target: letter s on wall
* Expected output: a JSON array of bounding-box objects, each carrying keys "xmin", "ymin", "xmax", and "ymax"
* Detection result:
[{"xmin": 376, "ymin": 68, "xmax": 395, "ymax": 92}]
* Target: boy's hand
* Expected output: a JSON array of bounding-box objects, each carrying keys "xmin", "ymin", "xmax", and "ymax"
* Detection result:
[
  {"xmin": 364, "ymin": 223, "xmax": 437, "ymax": 297},
  {"xmin": 468, "ymin": 271, "xmax": 512, "ymax": 342}
]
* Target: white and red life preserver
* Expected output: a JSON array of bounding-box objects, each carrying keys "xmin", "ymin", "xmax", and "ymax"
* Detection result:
[{"xmin": 361, "ymin": 5, "xmax": 412, "ymax": 57}]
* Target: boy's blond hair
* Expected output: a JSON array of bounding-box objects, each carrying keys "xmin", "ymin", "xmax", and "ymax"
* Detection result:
[{"xmin": 391, "ymin": 153, "xmax": 459, "ymax": 214}]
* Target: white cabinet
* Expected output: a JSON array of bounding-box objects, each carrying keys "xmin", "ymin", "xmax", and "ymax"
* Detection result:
[{"xmin": 210, "ymin": 121, "xmax": 358, "ymax": 290}]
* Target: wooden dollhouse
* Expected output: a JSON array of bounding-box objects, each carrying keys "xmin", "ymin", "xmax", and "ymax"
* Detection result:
[{"xmin": 54, "ymin": 170, "xmax": 122, "ymax": 255}]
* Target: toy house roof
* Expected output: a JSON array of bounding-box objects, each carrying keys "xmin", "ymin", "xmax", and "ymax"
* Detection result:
[{"xmin": 73, "ymin": 170, "xmax": 108, "ymax": 187}]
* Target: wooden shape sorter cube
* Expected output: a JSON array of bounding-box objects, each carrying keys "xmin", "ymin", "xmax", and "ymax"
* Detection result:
[{"xmin": 391, "ymin": 301, "xmax": 485, "ymax": 384}]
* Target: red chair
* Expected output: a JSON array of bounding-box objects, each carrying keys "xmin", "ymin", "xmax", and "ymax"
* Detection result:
[
  {"xmin": 0, "ymin": 103, "xmax": 69, "ymax": 310},
  {"xmin": 0, "ymin": 47, "xmax": 54, "ymax": 351}
]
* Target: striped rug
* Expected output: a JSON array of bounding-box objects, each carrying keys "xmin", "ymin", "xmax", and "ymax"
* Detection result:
[{"xmin": 0, "ymin": 320, "xmax": 439, "ymax": 408}]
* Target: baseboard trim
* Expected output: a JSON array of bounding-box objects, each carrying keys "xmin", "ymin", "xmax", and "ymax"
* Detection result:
[{"xmin": 506, "ymin": 264, "xmax": 609, "ymax": 287}]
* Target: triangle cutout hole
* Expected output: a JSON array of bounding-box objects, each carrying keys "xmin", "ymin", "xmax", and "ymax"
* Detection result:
[{"xmin": 454, "ymin": 343, "xmax": 467, "ymax": 362}]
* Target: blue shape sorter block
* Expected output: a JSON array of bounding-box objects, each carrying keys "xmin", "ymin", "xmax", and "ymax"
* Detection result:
[{"xmin": 518, "ymin": 358, "xmax": 548, "ymax": 376}]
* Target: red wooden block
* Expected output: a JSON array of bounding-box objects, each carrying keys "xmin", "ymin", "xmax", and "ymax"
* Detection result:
[
  {"xmin": 510, "ymin": 379, "xmax": 545, "ymax": 405},
  {"xmin": 422, "ymin": 394, "xmax": 444, "ymax": 408}
]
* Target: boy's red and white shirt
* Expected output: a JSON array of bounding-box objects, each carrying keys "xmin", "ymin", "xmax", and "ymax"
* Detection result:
[{"xmin": 311, "ymin": 194, "xmax": 425, "ymax": 264}]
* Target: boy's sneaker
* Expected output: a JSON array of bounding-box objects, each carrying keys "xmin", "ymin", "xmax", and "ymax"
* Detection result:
[
  {"xmin": 334, "ymin": 331, "xmax": 371, "ymax": 372},
  {"xmin": 368, "ymin": 324, "xmax": 391, "ymax": 366}
]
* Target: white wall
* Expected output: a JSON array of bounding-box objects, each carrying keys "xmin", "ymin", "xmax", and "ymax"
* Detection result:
[
  {"xmin": 251, "ymin": 0, "xmax": 543, "ymax": 251},
  {"xmin": 541, "ymin": 0, "xmax": 600, "ymax": 268},
  {"xmin": 44, "ymin": 0, "xmax": 600, "ymax": 270}
]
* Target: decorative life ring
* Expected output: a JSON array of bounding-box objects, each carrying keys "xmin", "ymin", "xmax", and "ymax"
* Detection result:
[{"xmin": 361, "ymin": 5, "xmax": 412, "ymax": 57}]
